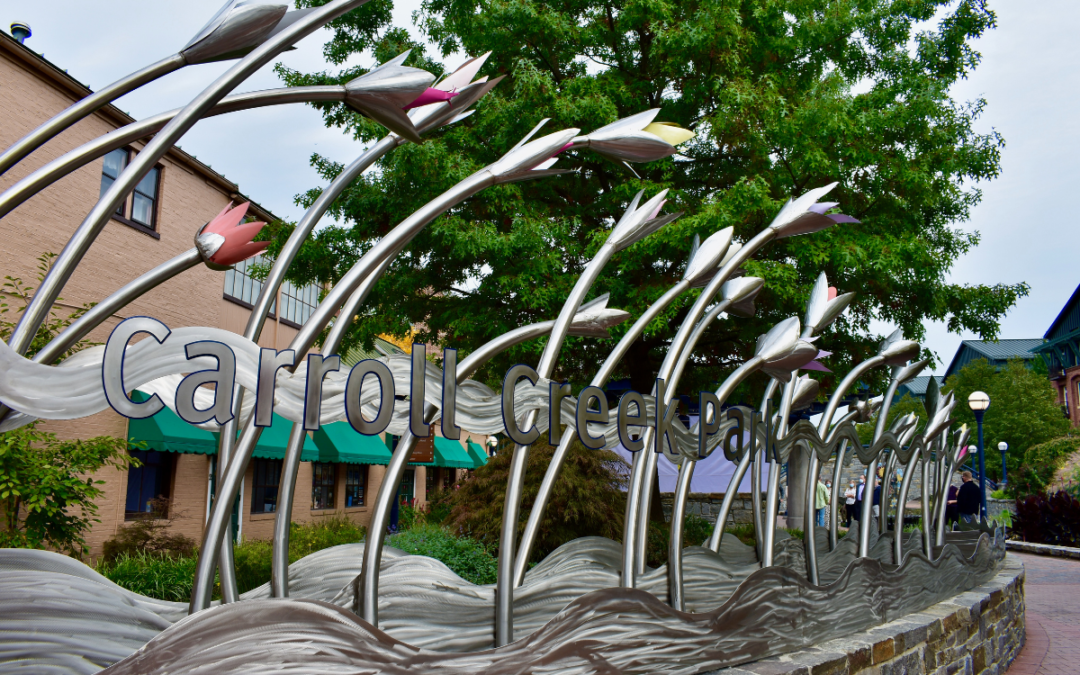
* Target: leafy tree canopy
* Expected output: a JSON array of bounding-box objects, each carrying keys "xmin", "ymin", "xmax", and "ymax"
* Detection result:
[
  {"xmin": 268, "ymin": 0, "xmax": 1026, "ymax": 401},
  {"xmin": 943, "ymin": 357, "xmax": 1071, "ymax": 488}
]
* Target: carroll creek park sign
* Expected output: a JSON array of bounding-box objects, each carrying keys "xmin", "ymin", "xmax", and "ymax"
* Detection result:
[{"xmin": 0, "ymin": 2, "xmax": 1005, "ymax": 673}]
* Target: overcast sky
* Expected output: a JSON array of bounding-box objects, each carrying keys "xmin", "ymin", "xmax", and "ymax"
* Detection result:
[{"xmin": 3, "ymin": 1, "xmax": 1077, "ymax": 373}]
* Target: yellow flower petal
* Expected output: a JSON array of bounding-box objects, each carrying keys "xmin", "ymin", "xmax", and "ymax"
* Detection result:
[{"xmin": 644, "ymin": 122, "xmax": 695, "ymax": 146}]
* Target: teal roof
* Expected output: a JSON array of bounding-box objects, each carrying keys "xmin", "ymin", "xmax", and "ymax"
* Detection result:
[
  {"xmin": 466, "ymin": 440, "xmax": 489, "ymax": 467},
  {"xmin": 943, "ymin": 339, "xmax": 1042, "ymax": 379},
  {"xmin": 312, "ymin": 422, "xmax": 394, "ymax": 465},
  {"xmin": 434, "ymin": 436, "xmax": 479, "ymax": 469},
  {"xmin": 245, "ymin": 413, "xmax": 319, "ymax": 460},
  {"xmin": 128, "ymin": 391, "xmax": 218, "ymax": 455},
  {"xmin": 341, "ymin": 337, "xmax": 407, "ymax": 368}
]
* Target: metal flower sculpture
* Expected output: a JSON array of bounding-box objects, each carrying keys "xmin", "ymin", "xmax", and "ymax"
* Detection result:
[
  {"xmin": 572, "ymin": 109, "xmax": 694, "ymax": 164},
  {"xmin": 194, "ymin": 202, "xmax": 269, "ymax": 269},
  {"xmin": 513, "ymin": 227, "xmax": 738, "ymax": 588}
]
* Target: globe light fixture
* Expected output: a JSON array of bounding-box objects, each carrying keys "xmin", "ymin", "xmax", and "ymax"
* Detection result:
[
  {"xmin": 968, "ymin": 390, "xmax": 990, "ymax": 519},
  {"xmin": 998, "ymin": 441, "xmax": 1009, "ymax": 486}
]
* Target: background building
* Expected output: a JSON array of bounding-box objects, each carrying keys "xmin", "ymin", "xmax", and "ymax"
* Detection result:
[{"xmin": 0, "ymin": 30, "xmax": 484, "ymax": 557}]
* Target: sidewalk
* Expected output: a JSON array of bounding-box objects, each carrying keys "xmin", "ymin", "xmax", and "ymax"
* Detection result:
[{"xmin": 1008, "ymin": 552, "xmax": 1080, "ymax": 674}]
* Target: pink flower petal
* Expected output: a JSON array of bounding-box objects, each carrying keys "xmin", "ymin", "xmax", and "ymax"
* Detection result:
[
  {"xmin": 403, "ymin": 88, "xmax": 458, "ymax": 110},
  {"xmin": 827, "ymin": 286, "xmax": 838, "ymax": 301},
  {"xmin": 802, "ymin": 360, "xmax": 832, "ymax": 372}
]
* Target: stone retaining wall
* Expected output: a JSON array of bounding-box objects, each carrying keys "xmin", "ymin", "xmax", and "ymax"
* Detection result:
[
  {"xmin": 660, "ymin": 493, "xmax": 755, "ymax": 525},
  {"xmin": 1006, "ymin": 539, "xmax": 1080, "ymax": 560},
  {"xmin": 705, "ymin": 553, "xmax": 1026, "ymax": 675}
]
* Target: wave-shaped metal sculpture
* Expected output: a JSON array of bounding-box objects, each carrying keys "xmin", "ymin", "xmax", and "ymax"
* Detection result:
[{"xmin": 0, "ymin": 4, "xmax": 1009, "ymax": 671}]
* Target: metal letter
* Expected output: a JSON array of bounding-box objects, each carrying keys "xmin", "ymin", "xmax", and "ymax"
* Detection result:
[{"xmin": 175, "ymin": 341, "xmax": 236, "ymax": 425}]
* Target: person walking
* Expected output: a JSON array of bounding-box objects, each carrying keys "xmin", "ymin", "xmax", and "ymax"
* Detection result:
[
  {"xmin": 852, "ymin": 474, "xmax": 866, "ymax": 522},
  {"xmin": 844, "ymin": 481, "xmax": 857, "ymax": 526},
  {"xmin": 815, "ymin": 478, "xmax": 830, "ymax": 528},
  {"xmin": 956, "ymin": 471, "xmax": 981, "ymax": 524}
]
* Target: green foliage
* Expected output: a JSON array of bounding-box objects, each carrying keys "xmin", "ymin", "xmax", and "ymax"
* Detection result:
[
  {"xmin": 97, "ymin": 552, "xmax": 201, "ymax": 602},
  {"xmin": 271, "ymin": 0, "xmax": 1024, "ymax": 398},
  {"xmin": 726, "ymin": 523, "xmax": 757, "ymax": 547},
  {"xmin": 397, "ymin": 502, "xmax": 426, "ymax": 532},
  {"xmin": 102, "ymin": 498, "xmax": 196, "ymax": 563},
  {"xmin": 1012, "ymin": 436, "xmax": 1080, "ymax": 497},
  {"xmin": 98, "ymin": 515, "xmax": 367, "ymax": 600},
  {"xmin": 944, "ymin": 358, "xmax": 1072, "ymax": 491},
  {"xmin": 989, "ymin": 489, "xmax": 1007, "ymax": 499},
  {"xmin": 990, "ymin": 508, "xmax": 1012, "ymax": 529},
  {"xmin": 442, "ymin": 440, "xmax": 627, "ymax": 562},
  {"xmin": 643, "ymin": 513, "xmax": 715, "ymax": 567},
  {"xmin": 858, "ymin": 393, "xmax": 928, "ymax": 445},
  {"xmin": 0, "ymin": 423, "xmax": 132, "ymax": 557},
  {"xmin": 387, "ymin": 523, "xmax": 498, "ymax": 584}
]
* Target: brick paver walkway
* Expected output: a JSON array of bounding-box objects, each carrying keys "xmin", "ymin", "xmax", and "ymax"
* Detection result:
[{"xmin": 1008, "ymin": 552, "xmax": 1080, "ymax": 674}]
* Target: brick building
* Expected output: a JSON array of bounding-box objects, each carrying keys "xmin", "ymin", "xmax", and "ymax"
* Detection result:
[
  {"xmin": 0, "ymin": 29, "xmax": 485, "ymax": 558},
  {"xmin": 1034, "ymin": 282, "xmax": 1080, "ymax": 426}
]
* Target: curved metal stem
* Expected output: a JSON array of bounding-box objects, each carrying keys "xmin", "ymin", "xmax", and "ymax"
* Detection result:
[
  {"xmin": 0, "ymin": 87, "xmax": 345, "ymax": 222},
  {"xmin": 921, "ymin": 455, "xmax": 933, "ymax": 558},
  {"xmin": 828, "ymin": 439, "xmax": 848, "ymax": 550},
  {"xmin": 496, "ymin": 242, "xmax": 617, "ymax": 646},
  {"xmin": 8, "ymin": 0, "xmax": 367, "ymax": 359},
  {"xmin": 879, "ymin": 450, "xmax": 897, "ymax": 534},
  {"xmin": 0, "ymin": 54, "xmax": 186, "ymax": 176},
  {"xmin": 668, "ymin": 459, "xmax": 694, "ymax": 610},
  {"xmin": 860, "ymin": 377, "xmax": 901, "ymax": 557},
  {"xmin": 762, "ymin": 378, "xmax": 796, "ymax": 567},
  {"xmin": 667, "ymin": 354, "xmax": 758, "ymax": 606},
  {"xmin": 893, "ymin": 451, "xmax": 919, "ymax": 564},
  {"xmin": 512, "ymin": 281, "xmax": 689, "ymax": 588},
  {"xmin": 193, "ymin": 167, "xmax": 493, "ymax": 613},
  {"xmin": 34, "ymin": 248, "xmax": 202, "ymax": 365},
  {"xmin": 805, "ymin": 356, "xmax": 883, "ymax": 583},
  {"xmin": 934, "ymin": 453, "xmax": 951, "ymax": 547},
  {"xmin": 359, "ymin": 320, "xmax": 557, "ymax": 626},
  {"xmin": 626, "ymin": 229, "xmax": 774, "ymax": 583}
]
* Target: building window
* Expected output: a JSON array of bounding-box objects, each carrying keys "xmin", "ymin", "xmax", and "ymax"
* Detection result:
[
  {"xmin": 399, "ymin": 468, "xmax": 415, "ymax": 505},
  {"xmin": 280, "ymin": 279, "xmax": 318, "ymax": 328},
  {"xmin": 251, "ymin": 458, "xmax": 282, "ymax": 514},
  {"xmin": 443, "ymin": 468, "xmax": 454, "ymax": 491},
  {"xmin": 345, "ymin": 465, "xmax": 366, "ymax": 507},
  {"xmin": 125, "ymin": 449, "xmax": 173, "ymax": 519},
  {"xmin": 223, "ymin": 256, "xmax": 274, "ymax": 312},
  {"xmin": 101, "ymin": 148, "xmax": 162, "ymax": 236},
  {"xmin": 312, "ymin": 462, "xmax": 337, "ymax": 510}
]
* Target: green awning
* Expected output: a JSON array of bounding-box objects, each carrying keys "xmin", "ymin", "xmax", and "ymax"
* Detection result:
[
  {"xmin": 128, "ymin": 391, "xmax": 219, "ymax": 455},
  {"xmin": 434, "ymin": 436, "xmax": 478, "ymax": 469},
  {"xmin": 466, "ymin": 440, "xmax": 489, "ymax": 467},
  {"xmin": 244, "ymin": 413, "xmax": 319, "ymax": 460},
  {"xmin": 311, "ymin": 422, "xmax": 394, "ymax": 465}
]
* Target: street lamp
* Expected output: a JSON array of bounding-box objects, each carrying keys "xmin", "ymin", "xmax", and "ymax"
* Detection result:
[
  {"xmin": 968, "ymin": 391, "xmax": 990, "ymax": 520},
  {"xmin": 998, "ymin": 441, "xmax": 1009, "ymax": 487}
]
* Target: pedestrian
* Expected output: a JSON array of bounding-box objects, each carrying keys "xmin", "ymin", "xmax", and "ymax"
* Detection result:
[
  {"xmin": 945, "ymin": 484, "xmax": 960, "ymax": 525},
  {"xmin": 852, "ymin": 475, "xmax": 866, "ymax": 522},
  {"xmin": 844, "ymin": 481, "xmax": 857, "ymax": 526},
  {"xmin": 956, "ymin": 471, "xmax": 981, "ymax": 524},
  {"xmin": 815, "ymin": 477, "xmax": 830, "ymax": 528}
]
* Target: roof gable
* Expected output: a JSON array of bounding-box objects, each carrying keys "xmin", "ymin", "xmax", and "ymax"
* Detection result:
[
  {"xmin": 943, "ymin": 339, "xmax": 1042, "ymax": 379},
  {"xmin": 1045, "ymin": 282, "xmax": 1080, "ymax": 340}
]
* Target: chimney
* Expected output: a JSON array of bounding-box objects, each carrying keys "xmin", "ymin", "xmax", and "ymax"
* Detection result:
[{"xmin": 10, "ymin": 22, "xmax": 31, "ymax": 45}]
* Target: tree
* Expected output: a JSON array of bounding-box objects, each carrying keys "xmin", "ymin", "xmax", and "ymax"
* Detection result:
[
  {"xmin": 267, "ymin": 0, "xmax": 1025, "ymax": 404},
  {"xmin": 442, "ymin": 439, "xmax": 627, "ymax": 561},
  {"xmin": 0, "ymin": 423, "xmax": 132, "ymax": 557},
  {"xmin": 943, "ymin": 358, "xmax": 1071, "ymax": 487},
  {"xmin": 0, "ymin": 254, "xmax": 132, "ymax": 557}
]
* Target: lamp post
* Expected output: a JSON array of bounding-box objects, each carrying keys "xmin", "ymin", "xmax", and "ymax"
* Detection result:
[
  {"xmin": 968, "ymin": 391, "xmax": 990, "ymax": 520},
  {"xmin": 998, "ymin": 441, "xmax": 1008, "ymax": 487}
]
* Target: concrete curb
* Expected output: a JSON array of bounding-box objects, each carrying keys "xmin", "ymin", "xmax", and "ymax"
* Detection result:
[{"xmin": 1006, "ymin": 539, "xmax": 1080, "ymax": 560}]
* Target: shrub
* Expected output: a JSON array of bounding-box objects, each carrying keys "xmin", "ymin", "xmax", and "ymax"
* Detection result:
[
  {"xmin": 0, "ymin": 422, "xmax": 133, "ymax": 557},
  {"xmin": 387, "ymin": 524, "xmax": 497, "ymax": 584},
  {"xmin": 97, "ymin": 552, "xmax": 201, "ymax": 602},
  {"xmin": 102, "ymin": 498, "xmax": 196, "ymax": 564},
  {"xmin": 1013, "ymin": 490, "xmax": 1080, "ymax": 547},
  {"xmin": 441, "ymin": 440, "xmax": 627, "ymax": 562},
  {"xmin": 1012, "ymin": 436, "xmax": 1079, "ymax": 496}
]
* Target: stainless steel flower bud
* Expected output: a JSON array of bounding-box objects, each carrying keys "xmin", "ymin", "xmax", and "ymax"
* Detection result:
[
  {"xmin": 566, "ymin": 293, "xmax": 632, "ymax": 338},
  {"xmin": 344, "ymin": 52, "xmax": 437, "ymax": 144},
  {"xmin": 803, "ymin": 272, "xmax": 856, "ymax": 335},
  {"xmin": 181, "ymin": 1, "xmax": 290, "ymax": 64},
  {"xmin": 720, "ymin": 276, "xmax": 764, "ymax": 318},
  {"xmin": 790, "ymin": 374, "xmax": 820, "ymax": 411}
]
